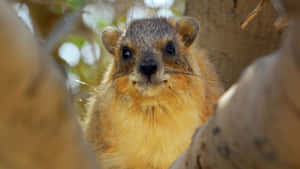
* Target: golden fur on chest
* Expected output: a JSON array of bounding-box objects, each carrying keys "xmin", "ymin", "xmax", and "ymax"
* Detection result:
[{"xmin": 86, "ymin": 77, "xmax": 204, "ymax": 169}]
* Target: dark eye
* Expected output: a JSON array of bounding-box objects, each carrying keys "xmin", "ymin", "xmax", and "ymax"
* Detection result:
[
  {"xmin": 165, "ymin": 42, "xmax": 176, "ymax": 56},
  {"xmin": 122, "ymin": 47, "xmax": 132, "ymax": 60}
]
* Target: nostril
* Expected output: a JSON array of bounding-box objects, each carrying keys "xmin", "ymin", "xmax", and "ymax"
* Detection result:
[{"xmin": 139, "ymin": 64, "xmax": 158, "ymax": 77}]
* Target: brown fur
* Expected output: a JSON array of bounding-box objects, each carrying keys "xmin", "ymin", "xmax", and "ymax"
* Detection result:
[{"xmin": 84, "ymin": 17, "xmax": 223, "ymax": 169}]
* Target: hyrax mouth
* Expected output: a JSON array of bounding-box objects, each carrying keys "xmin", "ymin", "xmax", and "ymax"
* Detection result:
[{"xmin": 130, "ymin": 72, "xmax": 170, "ymax": 88}]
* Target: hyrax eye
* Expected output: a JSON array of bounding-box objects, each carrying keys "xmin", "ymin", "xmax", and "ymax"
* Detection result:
[
  {"xmin": 165, "ymin": 42, "xmax": 176, "ymax": 56},
  {"xmin": 122, "ymin": 46, "xmax": 132, "ymax": 60}
]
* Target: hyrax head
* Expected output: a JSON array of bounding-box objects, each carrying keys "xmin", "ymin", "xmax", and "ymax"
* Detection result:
[{"xmin": 102, "ymin": 17, "xmax": 199, "ymax": 87}]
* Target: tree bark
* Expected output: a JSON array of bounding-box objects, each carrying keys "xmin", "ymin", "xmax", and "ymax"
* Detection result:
[
  {"xmin": 170, "ymin": 1, "xmax": 300, "ymax": 168},
  {"xmin": 186, "ymin": 0, "xmax": 281, "ymax": 88},
  {"xmin": 0, "ymin": 1, "xmax": 98, "ymax": 169}
]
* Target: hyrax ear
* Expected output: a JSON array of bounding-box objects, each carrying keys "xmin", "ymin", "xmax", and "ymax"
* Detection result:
[
  {"xmin": 176, "ymin": 17, "xmax": 199, "ymax": 47},
  {"xmin": 102, "ymin": 26, "xmax": 121, "ymax": 55}
]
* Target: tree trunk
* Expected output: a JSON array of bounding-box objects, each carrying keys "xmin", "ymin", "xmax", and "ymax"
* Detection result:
[
  {"xmin": 170, "ymin": 1, "xmax": 300, "ymax": 168},
  {"xmin": 186, "ymin": 0, "xmax": 281, "ymax": 88},
  {"xmin": 0, "ymin": 1, "xmax": 98, "ymax": 169}
]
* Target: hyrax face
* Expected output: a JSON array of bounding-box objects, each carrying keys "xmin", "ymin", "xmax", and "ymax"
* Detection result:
[{"xmin": 102, "ymin": 17, "xmax": 199, "ymax": 93}]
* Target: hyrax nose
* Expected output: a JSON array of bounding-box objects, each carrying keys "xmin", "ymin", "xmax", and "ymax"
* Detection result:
[{"xmin": 139, "ymin": 58, "xmax": 158, "ymax": 78}]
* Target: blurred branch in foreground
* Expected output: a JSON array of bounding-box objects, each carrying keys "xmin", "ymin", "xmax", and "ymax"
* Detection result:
[
  {"xmin": 0, "ymin": 1, "xmax": 99, "ymax": 169},
  {"xmin": 170, "ymin": 0, "xmax": 300, "ymax": 169}
]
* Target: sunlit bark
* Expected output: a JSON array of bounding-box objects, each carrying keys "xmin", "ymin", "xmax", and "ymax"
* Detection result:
[{"xmin": 0, "ymin": 1, "xmax": 99, "ymax": 169}]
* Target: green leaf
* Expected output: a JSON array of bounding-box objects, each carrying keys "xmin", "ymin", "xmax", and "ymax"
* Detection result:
[
  {"xmin": 54, "ymin": 0, "xmax": 84, "ymax": 9},
  {"xmin": 97, "ymin": 18, "xmax": 110, "ymax": 30},
  {"xmin": 50, "ymin": 5, "xmax": 65, "ymax": 14},
  {"xmin": 66, "ymin": 35, "xmax": 88, "ymax": 48},
  {"xmin": 113, "ymin": 16, "xmax": 126, "ymax": 26},
  {"xmin": 66, "ymin": 0, "xmax": 83, "ymax": 9}
]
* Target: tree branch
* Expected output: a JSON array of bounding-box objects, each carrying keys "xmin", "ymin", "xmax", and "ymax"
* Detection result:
[
  {"xmin": 0, "ymin": 1, "xmax": 99, "ymax": 169},
  {"xmin": 170, "ymin": 0, "xmax": 300, "ymax": 168}
]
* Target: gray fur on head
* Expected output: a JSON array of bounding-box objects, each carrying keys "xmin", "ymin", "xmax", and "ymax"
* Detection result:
[{"xmin": 102, "ymin": 17, "xmax": 199, "ymax": 56}]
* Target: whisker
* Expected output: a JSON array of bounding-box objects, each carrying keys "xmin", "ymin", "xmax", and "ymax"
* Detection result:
[
  {"xmin": 165, "ymin": 69, "xmax": 200, "ymax": 77},
  {"xmin": 164, "ymin": 69, "xmax": 218, "ymax": 84},
  {"xmin": 112, "ymin": 71, "xmax": 133, "ymax": 81}
]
